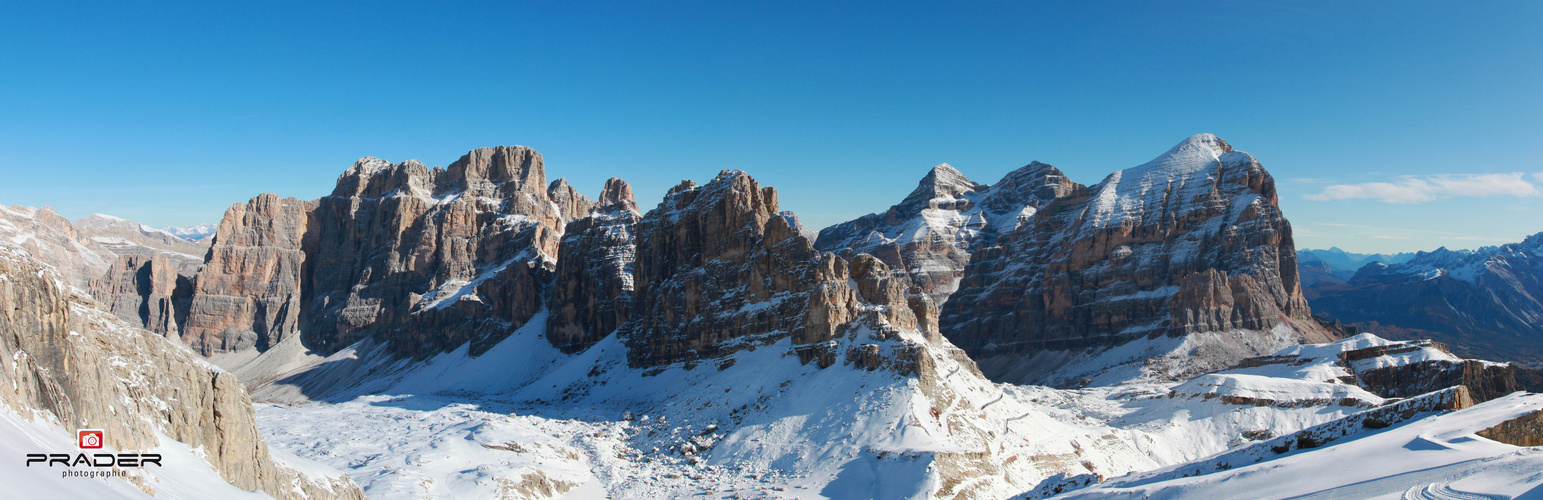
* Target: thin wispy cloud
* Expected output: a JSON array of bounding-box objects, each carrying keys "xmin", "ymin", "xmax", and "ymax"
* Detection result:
[{"xmin": 1304, "ymin": 173, "xmax": 1540, "ymax": 203}]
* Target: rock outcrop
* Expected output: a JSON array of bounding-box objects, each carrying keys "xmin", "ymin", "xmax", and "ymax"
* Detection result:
[
  {"xmin": 816, "ymin": 162, "xmax": 1080, "ymax": 305},
  {"xmin": 0, "ymin": 244, "xmax": 362, "ymax": 499},
  {"xmin": 181, "ymin": 146, "xmax": 591, "ymax": 359},
  {"xmin": 1344, "ymin": 340, "xmax": 1525, "ymax": 403},
  {"xmin": 86, "ymin": 253, "xmax": 193, "ymax": 337},
  {"xmin": 547, "ymin": 178, "xmax": 641, "ymax": 353},
  {"xmin": 181, "ymin": 193, "xmax": 317, "ymax": 355},
  {"xmin": 1307, "ymin": 231, "xmax": 1543, "ymax": 368},
  {"xmin": 619, "ymin": 170, "xmax": 935, "ymax": 368},
  {"xmin": 941, "ymin": 134, "xmax": 1333, "ymax": 382}
]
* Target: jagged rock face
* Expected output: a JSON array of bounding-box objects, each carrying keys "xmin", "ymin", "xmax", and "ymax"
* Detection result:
[
  {"xmin": 181, "ymin": 193, "xmax": 317, "ymax": 355},
  {"xmin": 1307, "ymin": 232, "xmax": 1543, "ymax": 368},
  {"xmin": 548, "ymin": 177, "xmax": 596, "ymax": 223},
  {"xmin": 816, "ymin": 162, "xmax": 1080, "ymax": 305},
  {"xmin": 181, "ymin": 146, "xmax": 589, "ymax": 358},
  {"xmin": 0, "ymin": 245, "xmax": 362, "ymax": 499},
  {"xmin": 547, "ymin": 178, "xmax": 641, "ymax": 353},
  {"xmin": 621, "ymin": 170, "xmax": 934, "ymax": 368},
  {"xmin": 943, "ymin": 134, "xmax": 1329, "ymax": 370},
  {"xmin": 305, "ymin": 147, "xmax": 577, "ymax": 357},
  {"xmin": 86, "ymin": 253, "xmax": 192, "ymax": 337}
]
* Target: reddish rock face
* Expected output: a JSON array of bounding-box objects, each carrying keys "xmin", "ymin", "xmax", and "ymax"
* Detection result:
[
  {"xmin": 942, "ymin": 134, "xmax": 1331, "ymax": 365},
  {"xmin": 816, "ymin": 162, "xmax": 1081, "ymax": 306},
  {"xmin": 181, "ymin": 193, "xmax": 317, "ymax": 355},
  {"xmin": 621, "ymin": 170, "xmax": 934, "ymax": 368},
  {"xmin": 181, "ymin": 146, "xmax": 590, "ymax": 358}
]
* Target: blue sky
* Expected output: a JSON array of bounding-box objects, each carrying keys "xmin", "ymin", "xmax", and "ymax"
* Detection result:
[{"xmin": 1, "ymin": 1, "xmax": 1539, "ymax": 253}]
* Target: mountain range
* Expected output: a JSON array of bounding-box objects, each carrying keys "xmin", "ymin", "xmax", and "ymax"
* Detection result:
[{"xmin": 2, "ymin": 134, "xmax": 1539, "ymax": 499}]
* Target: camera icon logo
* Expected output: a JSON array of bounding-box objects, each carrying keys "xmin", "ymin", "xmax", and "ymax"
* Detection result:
[{"xmin": 78, "ymin": 429, "xmax": 104, "ymax": 449}]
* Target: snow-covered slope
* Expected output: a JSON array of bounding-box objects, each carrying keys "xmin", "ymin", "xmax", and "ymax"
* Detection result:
[
  {"xmin": 1051, "ymin": 391, "xmax": 1543, "ymax": 499},
  {"xmin": 244, "ymin": 308, "xmax": 1166, "ymax": 499}
]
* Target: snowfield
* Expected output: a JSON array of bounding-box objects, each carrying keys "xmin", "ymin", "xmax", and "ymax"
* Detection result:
[{"xmin": 239, "ymin": 315, "xmax": 1543, "ymax": 499}]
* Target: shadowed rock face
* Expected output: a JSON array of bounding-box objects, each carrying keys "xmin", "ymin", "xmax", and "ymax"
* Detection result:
[
  {"xmin": 942, "ymin": 134, "xmax": 1330, "ymax": 369},
  {"xmin": 621, "ymin": 170, "xmax": 935, "ymax": 368},
  {"xmin": 0, "ymin": 246, "xmax": 362, "ymax": 499},
  {"xmin": 87, "ymin": 253, "xmax": 193, "ymax": 337},
  {"xmin": 816, "ymin": 162, "xmax": 1081, "ymax": 305},
  {"xmin": 182, "ymin": 146, "xmax": 590, "ymax": 358},
  {"xmin": 547, "ymin": 178, "xmax": 642, "ymax": 353}
]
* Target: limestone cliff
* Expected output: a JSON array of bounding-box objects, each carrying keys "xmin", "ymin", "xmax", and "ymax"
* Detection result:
[
  {"xmin": 86, "ymin": 253, "xmax": 192, "ymax": 337},
  {"xmin": 181, "ymin": 193, "xmax": 317, "ymax": 355},
  {"xmin": 620, "ymin": 170, "xmax": 936, "ymax": 368},
  {"xmin": 941, "ymin": 134, "xmax": 1333, "ymax": 382},
  {"xmin": 181, "ymin": 146, "xmax": 590, "ymax": 359},
  {"xmin": 0, "ymin": 244, "xmax": 361, "ymax": 498},
  {"xmin": 546, "ymin": 178, "xmax": 641, "ymax": 353}
]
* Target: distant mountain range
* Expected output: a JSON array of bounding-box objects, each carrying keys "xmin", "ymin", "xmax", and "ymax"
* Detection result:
[
  {"xmin": 1296, "ymin": 247, "xmax": 1417, "ymax": 288},
  {"xmin": 1301, "ymin": 234, "xmax": 1543, "ymax": 368}
]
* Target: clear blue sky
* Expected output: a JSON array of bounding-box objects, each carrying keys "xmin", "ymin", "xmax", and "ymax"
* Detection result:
[{"xmin": 2, "ymin": 1, "xmax": 1539, "ymax": 253}]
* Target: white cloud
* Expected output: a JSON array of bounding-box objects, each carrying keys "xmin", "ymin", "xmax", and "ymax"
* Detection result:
[{"xmin": 1304, "ymin": 173, "xmax": 1540, "ymax": 203}]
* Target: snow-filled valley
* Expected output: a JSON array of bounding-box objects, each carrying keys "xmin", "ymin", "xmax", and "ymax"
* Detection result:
[{"xmin": 239, "ymin": 313, "xmax": 1543, "ymax": 499}]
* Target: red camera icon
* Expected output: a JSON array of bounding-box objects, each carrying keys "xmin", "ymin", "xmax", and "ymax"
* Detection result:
[{"xmin": 78, "ymin": 429, "xmax": 104, "ymax": 449}]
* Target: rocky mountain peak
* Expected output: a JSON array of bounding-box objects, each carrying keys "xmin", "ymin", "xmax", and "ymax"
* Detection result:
[
  {"xmin": 331, "ymin": 157, "xmax": 433, "ymax": 198},
  {"xmin": 979, "ymin": 161, "xmax": 1082, "ymax": 216},
  {"xmin": 623, "ymin": 170, "xmax": 932, "ymax": 368},
  {"xmin": 816, "ymin": 160, "xmax": 1083, "ymax": 306},
  {"xmin": 942, "ymin": 135, "xmax": 1330, "ymax": 385},
  {"xmin": 181, "ymin": 144, "xmax": 594, "ymax": 358},
  {"xmin": 597, "ymin": 177, "xmax": 637, "ymax": 211},
  {"xmin": 440, "ymin": 145, "xmax": 547, "ymax": 198},
  {"xmin": 893, "ymin": 163, "xmax": 984, "ymax": 215},
  {"xmin": 547, "ymin": 177, "xmax": 596, "ymax": 222}
]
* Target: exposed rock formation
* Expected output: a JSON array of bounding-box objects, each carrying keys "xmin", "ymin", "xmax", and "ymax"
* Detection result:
[
  {"xmin": 0, "ymin": 244, "xmax": 362, "ymax": 498},
  {"xmin": 181, "ymin": 146, "xmax": 591, "ymax": 358},
  {"xmin": 1345, "ymin": 340, "xmax": 1525, "ymax": 403},
  {"xmin": 620, "ymin": 170, "xmax": 935, "ymax": 368},
  {"xmin": 181, "ymin": 193, "xmax": 317, "ymax": 355},
  {"xmin": 816, "ymin": 162, "xmax": 1080, "ymax": 305},
  {"xmin": 86, "ymin": 253, "xmax": 193, "ymax": 337},
  {"xmin": 1478, "ymin": 407, "xmax": 1543, "ymax": 447},
  {"xmin": 547, "ymin": 177, "xmax": 596, "ymax": 223},
  {"xmin": 1307, "ymin": 231, "xmax": 1543, "ymax": 368},
  {"xmin": 940, "ymin": 134, "xmax": 1331, "ymax": 382},
  {"xmin": 547, "ymin": 178, "xmax": 641, "ymax": 353}
]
